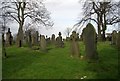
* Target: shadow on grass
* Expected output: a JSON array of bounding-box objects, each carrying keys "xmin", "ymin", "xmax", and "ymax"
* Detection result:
[{"xmin": 84, "ymin": 42, "xmax": 118, "ymax": 79}]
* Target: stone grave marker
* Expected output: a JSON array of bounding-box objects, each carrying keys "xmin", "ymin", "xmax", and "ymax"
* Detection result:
[
  {"xmin": 56, "ymin": 32, "xmax": 64, "ymax": 47},
  {"xmin": 83, "ymin": 23, "xmax": 98, "ymax": 61},
  {"xmin": 111, "ymin": 30, "xmax": 117, "ymax": 45},
  {"xmin": 70, "ymin": 31, "xmax": 80, "ymax": 58},
  {"xmin": 6, "ymin": 28, "xmax": 13, "ymax": 46},
  {"xmin": 40, "ymin": 35, "xmax": 47, "ymax": 51}
]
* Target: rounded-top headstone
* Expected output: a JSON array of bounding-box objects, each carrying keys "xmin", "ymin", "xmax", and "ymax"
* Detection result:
[{"xmin": 83, "ymin": 23, "xmax": 98, "ymax": 60}]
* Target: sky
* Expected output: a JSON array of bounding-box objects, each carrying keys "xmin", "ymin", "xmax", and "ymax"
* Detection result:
[
  {"xmin": 1, "ymin": 0, "xmax": 119, "ymax": 38},
  {"xmin": 5, "ymin": 0, "xmax": 83, "ymax": 38},
  {"xmin": 39, "ymin": 0, "xmax": 83, "ymax": 38}
]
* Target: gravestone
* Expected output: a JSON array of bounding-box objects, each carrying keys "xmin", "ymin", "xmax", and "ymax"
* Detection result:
[
  {"xmin": 6, "ymin": 28, "xmax": 13, "ymax": 46},
  {"xmin": 51, "ymin": 34, "xmax": 56, "ymax": 44},
  {"xmin": 66, "ymin": 37, "xmax": 70, "ymax": 41},
  {"xmin": 40, "ymin": 35, "xmax": 47, "ymax": 51},
  {"xmin": 46, "ymin": 37, "xmax": 51, "ymax": 45},
  {"xmin": 25, "ymin": 31, "xmax": 29, "ymax": 44},
  {"xmin": 70, "ymin": 31, "xmax": 80, "ymax": 58},
  {"xmin": 83, "ymin": 23, "xmax": 98, "ymax": 60},
  {"xmin": 111, "ymin": 30, "xmax": 117, "ymax": 45},
  {"xmin": 117, "ymin": 31, "xmax": 120, "ymax": 50},
  {"xmin": 35, "ymin": 31, "xmax": 39, "ymax": 45},
  {"xmin": 56, "ymin": 32, "xmax": 64, "ymax": 47},
  {"xmin": 28, "ymin": 30, "xmax": 32, "ymax": 48},
  {"xmin": 31, "ymin": 31, "xmax": 39, "ymax": 46}
]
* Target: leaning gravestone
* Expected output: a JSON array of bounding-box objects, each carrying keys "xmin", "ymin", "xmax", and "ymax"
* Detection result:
[
  {"xmin": 40, "ymin": 35, "xmax": 47, "ymax": 51},
  {"xmin": 111, "ymin": 30, "xmax": 117, "ymax": 45},
  {"xmin": 70, "ymin": 31, "xmax": 80, "ymax": 58},
  {"xmin": 83, "ymin": 23, "xmax": 98, "ymax": 61},
  {"xmin": 6, "ymin": 28, "xmax": 13, "ymax": 46}
]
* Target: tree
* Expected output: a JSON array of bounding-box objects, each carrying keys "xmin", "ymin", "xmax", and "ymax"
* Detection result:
[
  {"xmin": 1, "ymin": 0, "xmax": 53, "ymax": 47},
  {"xmin": 0, "ymin": 8, "xmax": 11, "ymax": 58},
  {"xmin": 75, "ymin": 0, "xmax": 120, "ymax": 41},
  {"xmin": 64, "ymin": 27, "xmax": 72, "ymax": 37}
]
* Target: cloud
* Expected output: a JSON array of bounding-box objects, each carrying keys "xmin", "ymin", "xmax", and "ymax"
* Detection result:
[{"xmin": 42, "ymin": 0, "xmax": 83, "ymax": 38}]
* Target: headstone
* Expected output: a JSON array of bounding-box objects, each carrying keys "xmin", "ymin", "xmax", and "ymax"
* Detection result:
[
  {"xmin": 28, "ymin": 30, "xmax": 32, "ymax": 48},
  {"xmin": 25, "ymin": 31, "xmax": 29, "ymax": 44},
  {"xmin": 111, "ymin": 30, "xmax": 117, "ymax": 45},
  {"xmin": 40, "ymin": 35, "xmax": 47, "ymax": 51},
  {"xmin": 117, "ymin": 31, "xmax": 120, "ymax": 50},
  {"xmin": 56, "ymin": 32, "xmax": 64, "ymax": 47},
  {"xmin": 51, "ymin": 34, "xmax": 55, "ymax": 44},
  {"xmin": 70, "ymin": 31, "xmax": 80, "ymax": 58},
  {"xmin": 35, "ymin": 31, "xmax": 39, "ymax": 45},
  {"xmin": 46, "ymin": 37, "xmax": 51, "ymax": 45},
  {"xmin": 6, "ymin": 28, "xmax": 13, "ymax": 46},
  {"xmin": 66, "ymin": 37, "xmax": 70, "ymax": 41},
  {"xmin": 31, "ymin": 31, "xmax": 39, "ymax": 46},
  {"xmin": 83, "ymin": 23, "xmax": 98, "ymax": 60}
]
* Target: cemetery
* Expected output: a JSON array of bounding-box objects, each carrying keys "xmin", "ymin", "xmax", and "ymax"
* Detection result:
[{"xmin": 0, "ymin": 0, "xmax": 120, "ymax": 80}]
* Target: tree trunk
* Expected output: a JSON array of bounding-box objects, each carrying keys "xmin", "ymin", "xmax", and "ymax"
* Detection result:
[
  {"xmin": 97, "ymin": 14, "xmax": 102, "ymax": 41},
  {"xmin": 16, "ymin": 23, "xmax": 24, "ymax": 47},
  {"xmin": 102, "ymin": 12, "xmax": 107, "ymax": 41}
]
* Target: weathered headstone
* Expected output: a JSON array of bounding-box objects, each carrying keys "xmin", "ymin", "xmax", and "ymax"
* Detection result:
[
  {"xmin": 70, "ymin": 31, "xmax": 80, "ymax": 58},
  {"xmin": 83, "ymin": 23, "xmax": 98, "ymax": 60},
  {"xmin": 51, "ymin": 34, "xmax": 55, "ymax": 44},
  {"xmin": 56, "ymin": 32, "xmax": 64, "ymax": 47},
  {"xmin": 111, "ymin": 30, "xmax": 117, "ymax": 45},
  {"xmin": 31, "ymin": 31, "xmax": 39, "ymax": 46},
  {"xmin": 35, "ymin": 31, "xmax": 39, "ymax": 45},
  {"xmin": 46, "ymin": 37, "xmax": 51, "ymax": 45},
  {"xmin": 6, "ymin": 28, "xmax": 13, "ymax": 46},
  {"xmin": 40, "ymin": 35, "xmax": 47, "ymax": 51},
  {"xmin": 117, "ymin": 31, "xmax": 120, "ymax": 50},
  {"xmin": 66, "ymin": 37, "xmax": 70, "ymax": 41},
  {"xmin": 16, "ymin": 27, "xmax": 24, "ymax": 47},
  {"xmin": 28, "ymin": 30, "xmax": 32, "ymax": 48}
]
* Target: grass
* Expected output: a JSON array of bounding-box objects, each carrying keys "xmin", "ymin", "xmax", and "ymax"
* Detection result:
[{"xmin": 2, "ymin": 41, "xmax": 119, "ymax": 79}]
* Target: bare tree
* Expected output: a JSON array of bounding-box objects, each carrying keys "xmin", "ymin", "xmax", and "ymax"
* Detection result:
[
  {"xmin": 75, "ymin": 0, "xmax": 120, "ymax": 41},
  {"xmin": 0, "ymin": 8, "xmax": 11, "ymax": 58},
  {"xmin": 1, "ymin": 0, "xmax": 53, "ymax": 47},
  {"xmin": 64, "ymin": 27, "xmax": 72, "ymax": 37}
]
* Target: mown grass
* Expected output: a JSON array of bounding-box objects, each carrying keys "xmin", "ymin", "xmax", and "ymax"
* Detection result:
[{"xmin": 2, "ymin": 41, "xmax": 118, "ymax": 79}]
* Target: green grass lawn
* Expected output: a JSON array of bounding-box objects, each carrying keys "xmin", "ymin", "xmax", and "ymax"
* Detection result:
[{"xmin": 2, "ymin": 41, "xmax": 118, "ymax": 79}]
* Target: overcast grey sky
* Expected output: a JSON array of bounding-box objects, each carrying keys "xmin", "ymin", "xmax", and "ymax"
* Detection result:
[
  {"xmin": 1, "ymin": 0, "xmax": 119, "ymax": 38},
  {"xmin": 6, "ymin": 0, "xmax": 83, "ymax": 38},
  {"xmin": 40, "ymin": 0, "xmax": 83, "ymax": 38}
]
